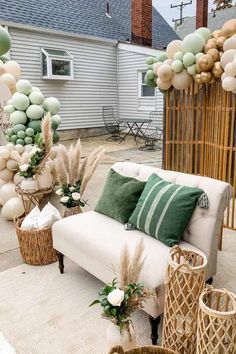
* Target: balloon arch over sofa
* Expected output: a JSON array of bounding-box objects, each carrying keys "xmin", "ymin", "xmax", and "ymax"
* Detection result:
[{"xmin": 145, "ymin": 19, "xmax": 236, "ymax": 234}]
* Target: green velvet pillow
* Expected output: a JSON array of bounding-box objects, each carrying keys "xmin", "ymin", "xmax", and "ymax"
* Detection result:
[
  {"xmin": 128, "ymin": 174, "xmax": 204, "ymax": 247},
  {"xmin": 95, "ymin": 169, "xmax": 146, "ymax": 224}
]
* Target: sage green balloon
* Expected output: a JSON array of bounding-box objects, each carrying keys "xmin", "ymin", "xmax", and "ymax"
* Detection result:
[
  {"xmin": 0, "ymin": 26, "xmax": 11, "ymax": 56},
  {"xmin": 157, "ymin": 53, "xmax": 168, "ymax": 63},
  {"xmin": 182, "ymin": 33, "xmax": 205, "ymax": 54},
  {"xmin": 171, "ymin": 60, "xmax": 183, "ymax": 73},
  {"xmin": 173, "ymin": 51, "xmax": 184, "ymax": 61},
  {"xmin": 183, "ymin": 52, "xmax": 195, "ymax": 67},
  {"xmin": 53, "ymin": 131, "xmax": 60, "ymax": 144},
  {"xmin": 16, "ymin": 139, "xmax": 24, "ymax": 146},
  {"xmin": 0, "ymin": 54, "xmax": 9, "ymax": 63},
  {"xmin": 26, "ymin": 105, "xmax": 44, "ymax": 120},
  {"xmin": 51, "ymin": 117, "xmax": 59, "ymax": 131},
  {"xmin": 3, "ymin": 105, "xmax": 15, "ymax": 114},
  {"xmin": 145, "ymin": 75, "xmax": 156, "ymax": 88},
  {"xmin": 43, "ymin": 97, "xmax": 60, "ymax": 114},
  {"xmin": 24, "ymin": 136, "xmax": 33, "ymax": 144},
  {"xmin": 51, "ymin": 114, "xmax": 61, "ymax": 125},
  {"xmin": 16, "ymin": 79, "xmax": 32, "ymax": 95},
  {"xmin": 195, "ymin": 27, "xmax": 212, "ymax": 42},
  {"xmin": 10, "ymin": 111, "xmax": 27, "ymax": 125},
  {"xmin": 6, "ymin": 128, "xmax": 14, "ymax": 137},
  {"xmin": 11, "ymin": 135, "xmax": 17, "ymax": 144},
  {"xmin": 29, "ymin": 91, "xmax": 44, "ymax": 105},
  {"xmin": 8, "ymin": 99, "xmax": 13, "ymax": 105},
  {"xmin": 147, "ymin": 65, "xmax": 154, "ymax": 70},
  {"xmin": 147, "ymin": 70, "xmax": 155, "ymax": 80},
  {"xmin": 13, "ymin": 124, "xmax": 26, "ymax": 134},
  {"xmin": 187, "ymin": 64, "xmax": 196, "ymax": 76},
  {"xmin": 32, "ymin": 86, "xmax": 40, "ymax": 92},
  {"xmin": 28, "ymin": 120, "xmax": 42, "ymax": 133},
  {"xmin": 25, "ymin": 127, "xmax": 34, "ymax": 137},
  {"xmin": 17, "ymin": 131, "xmax": 26, "ymax": 139},
  {"xmin": 12, "ymin": 92, "xmax": 30, "ymax": 111},
  {"xmin": 146, "ymin": 57, "xmax": 155, "ymax": 65},
  {"xmin": 5, "ymin": 135, "xmax": 10, "ymax": 142}
]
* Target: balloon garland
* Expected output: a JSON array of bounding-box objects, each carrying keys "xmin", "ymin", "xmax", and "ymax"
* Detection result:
[{"xmin": 145, "ymin": 19, "xmax": 236, "ymax": 94}]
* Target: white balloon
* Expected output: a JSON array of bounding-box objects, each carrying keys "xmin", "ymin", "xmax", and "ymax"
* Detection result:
[
  {"xmin": 221, "ymin": 49, "xmax": 236, "ymax": 69},
  {"xmin": 0, "ymin": 168, "xmax": 14, "ymax": 182},
  {"xmin": 223, "ymin": 36, "xmax": 236, "ymax": 51},
  {"xmin": 6, "ymin": 159, "xmax": 18, "ymax": 171},
  {"xmin": 15, "ymin": 144, "xmax": 25, "ymax": 154},
  {"xmin": 0, "ymin": 157, "xmax": 6, "ymax": 170},
  {"xmin": 13, "ymin": 172, "xmax": 24, "ymax": 185},
  {"xmin": 222, "ymin": 76, "xmax": 236, "ymax": 91},
  {"xmin": 1, "ymin": 196, "xmax": 24, "ymax": 220},
  {"xmin": 0, "ymin": 182, "xmax": 18, "ymax": 205},
  {"xmin": 0, "ymin": 178, "xmax": 5, "ymax": 189},
  {"xmin": 0, "ymin": 148, "xmax": 10, "ymax": 159},
  {"xmin": 225, "ymin": 62, "xmax": 236, "ymax": 76}
]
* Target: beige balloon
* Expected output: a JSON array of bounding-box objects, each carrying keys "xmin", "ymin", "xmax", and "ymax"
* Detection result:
[
  {"xmin": 4, "ymin": 61, "xmax": 21, "ymax": 81},
  {"xmin": 172, "ymin": 69, "xmax": 192, "ymax": 90},
  {"xmin": 212, "ymin": 30, "xmax": 222, "ymax": 39},
  {"xmin": 207, "ymin": 48, "xmax": 220, "ymax": 62},
  {"xmin": 212, "ymin": 61, "xmax": 224, "ymax": 78},
  {"xmin": 0, "ymin": 63, "xmax": 5, "ymax": 76},
  {"xmin": 198, "ymin": 54, "xmax": 214, "ymax": 71},
  {"xmin": 156, "ymin": 78, "xmax": 172, "ymax": 90},
  {"xmin": 157, "ymin": 64, "xmax": 173, "ymax": 82},
  {"xmin": 153, "ymin": 62, "xmax": 162, "ymax": 75},
  {"xmin": 216, "ymin": 36, "xmax": 226, "ymax": 50},
  {"xmin": 200, "ymin": 71, "xmax": 213, "ymax": 84},
  {"xmin": 221, "ymin": 19, "xmax": 236, "ymax": 38},
  {"xmin": 166, "ymin": 40, "xmax": 183, "ymax": 59},
  {"xmin": 194, "ymin": 74, "xmax": 203, "ymax": 84},
  {"xmin": 0, "ymin": 73, "xmax": 16, "ymax": 92}
]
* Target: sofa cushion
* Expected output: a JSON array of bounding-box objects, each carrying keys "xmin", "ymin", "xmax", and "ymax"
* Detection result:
[
  {"xmin": 129, "ymin": 174, "xmax": 204, "ymax": 247},
  {"xmin": 95, "ymin": 169, "xmax": 146, "ymax": 224},
  {"xmin": 53, "ymin": 211, "xmax": 206, "ymax": 293}
]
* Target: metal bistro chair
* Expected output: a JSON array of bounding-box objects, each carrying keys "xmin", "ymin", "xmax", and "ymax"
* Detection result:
[
  {"xmin": 109, "ymin": 346, "xmax": 179, "ymax": 354},
  {"xmin": 138, "ymin": 111, "xmax": 163, "ymax": 150},
  {"xmin": 102, "ymin": 106, "xmax": 123, "ymax": 141}
]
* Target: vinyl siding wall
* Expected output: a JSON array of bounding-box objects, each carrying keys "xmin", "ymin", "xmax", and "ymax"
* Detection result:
[
  {"xmin": 117, "ymin": 46, "xmax": 164, "ymax": 128},
  {"xmin": 8, "ymin": 27, "xmax": 118, "ymax": 130}
]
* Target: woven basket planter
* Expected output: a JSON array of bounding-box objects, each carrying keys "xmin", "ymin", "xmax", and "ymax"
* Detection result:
[
  {"xmin": 109, "ymin": 345, "xmax": 179, "ymax": 354},
  {"xmin": 162, "ymin": 246, "xmax": 207, "ymax": 354},
  {"xmin": 16, "ymin": 219, "xmax": 58, "ymax": 266},
  {"xmin": 197, "ymin": 287, "xmax": 236, "ymax": 353},
  {"xmin": 63, "ymin": 206, "xmax": 82, "ymax": 218}
]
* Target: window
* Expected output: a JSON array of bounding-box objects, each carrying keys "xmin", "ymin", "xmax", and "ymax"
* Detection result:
[
  {"xmin": 138, "ymin": 71, "xmax": 155, "ymax": 97},
  {"xmin": 41, "ymin": 48, "xmax": 74, "ymax": 80}
]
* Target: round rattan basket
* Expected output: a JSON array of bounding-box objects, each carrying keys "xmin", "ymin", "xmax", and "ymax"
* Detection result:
[
  {"xmin": 197, "ymin": 287, "xmax": 236, "ymax": 354},
  {"xmin": 162, "ymin": 246, "xmax": 208, "ymax": 354},
  {"xmin": 109, "ymin": 346, "xmax": 179, "ymax": 354},
  {"xmin": 16, "ymin": 218, "xmax": 58, "ymax": 266}
]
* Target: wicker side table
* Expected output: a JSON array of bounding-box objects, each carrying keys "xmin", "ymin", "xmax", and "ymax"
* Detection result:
[{"xmin": 15, "ymin": 185, "xmax": 54, "ymax": 214}]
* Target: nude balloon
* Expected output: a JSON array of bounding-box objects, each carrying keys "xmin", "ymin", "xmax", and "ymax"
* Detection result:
[
  {"xmin": 4, "ymin": 61, "xmax": 21, "ymax": 81},
  {"xmin": 172, "ymin": 69, "xmax": 192, "ymax": 90},
  {"xmin": 166, "ymin": 40, "xmax": 183, "ymax": 59}
]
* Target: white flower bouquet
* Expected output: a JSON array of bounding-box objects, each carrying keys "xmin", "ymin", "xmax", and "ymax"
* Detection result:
[{"xmin": 56, "ymin": 183, "xmax": 86, "ymax": 209}]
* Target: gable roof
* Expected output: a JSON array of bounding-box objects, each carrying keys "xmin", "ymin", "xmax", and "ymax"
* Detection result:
[
  {"xmin": 176, "ymin": 7, "xmax": 236, "ymax": 39},
  {"xmin": 0, "ymin": 0, "xmax": 179, "ymax": 49}
]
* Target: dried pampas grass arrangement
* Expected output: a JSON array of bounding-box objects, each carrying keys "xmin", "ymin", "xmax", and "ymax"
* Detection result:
[{"xmin": 53, "ymin": 139, "xmax": 105, "ymax": 196}]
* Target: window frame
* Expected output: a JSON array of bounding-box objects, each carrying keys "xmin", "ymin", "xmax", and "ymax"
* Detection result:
[
  {"xmin": 41, "ymin": 48, "xmax": 74, "ymax": 80},
  {"xmin": 138, "ymin": 70, "xmax": 155, "ymax": 98}
]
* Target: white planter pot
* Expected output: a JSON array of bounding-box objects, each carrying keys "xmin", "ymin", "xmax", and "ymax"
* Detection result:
[
  {"xmin": 106, "ymin": 322, "xmax": 136, "ymax": 353},
  {"xmin": 35, "ymin": 167, "xmax": 53, "ymax": 190},
  {"xmin": 20, "ymin": 178, "xmax": 39, "ymax": 192}
]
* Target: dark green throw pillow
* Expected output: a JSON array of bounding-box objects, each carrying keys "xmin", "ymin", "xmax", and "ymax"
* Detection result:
[
  {"xmin": 95, "ymin": 169, "xmax": 146, "ymax": 224},
  {"xmin": 128, "ymin": 174, "xmax": 204, "ymax": 247}
]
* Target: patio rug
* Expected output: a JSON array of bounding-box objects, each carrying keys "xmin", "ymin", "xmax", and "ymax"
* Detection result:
[{"xmin": 0, "ymin": 259, "xmax": 154, "ymax": 354}]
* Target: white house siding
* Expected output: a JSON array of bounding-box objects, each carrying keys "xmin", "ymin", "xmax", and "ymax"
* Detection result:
[
  {"xmin": 8, "ymin": 26, "xmax": 118, "ymax": 130},
  {"xmin": 117, "ymin": 44, "xmax": 164, "ymax": 129}
]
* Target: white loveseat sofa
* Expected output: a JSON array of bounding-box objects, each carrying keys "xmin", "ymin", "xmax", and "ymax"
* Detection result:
[{"xmin": 52, "ymin": 162, "xmax": 231, "ymax": 343}]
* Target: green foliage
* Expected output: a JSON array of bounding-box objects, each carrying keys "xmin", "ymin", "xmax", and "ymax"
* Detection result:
[
  {"xmin": 90, "ymin": 278, "xmax": 147, "ymax": 333},
  {"xmin": 19, "ymin": 147, "xmax": 45, "ymax": 178}
]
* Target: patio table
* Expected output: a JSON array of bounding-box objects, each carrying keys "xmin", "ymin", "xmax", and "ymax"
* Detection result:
[{"xmin": 119, "ymin": 117, "xmax": 151, "ymax": 146}]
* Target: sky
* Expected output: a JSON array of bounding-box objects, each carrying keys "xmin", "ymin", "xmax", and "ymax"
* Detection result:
[{"xmin": 153, "ymin": 0, "xmax": 215, "ymax": 25}]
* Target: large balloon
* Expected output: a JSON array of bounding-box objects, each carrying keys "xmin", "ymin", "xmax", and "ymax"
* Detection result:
[
  {"xmin": 225, "ymin": 62, "xmax": 236, "ymax": 77},
  {"xmin": 221, "ymin": 19, "xmax": 236, "ymax": 38},
  {"xmin": 195, "ymin": 27, "xmax": 212, "ymax": 42},
  {"xmin": 28, "ymin": 91, "xmax": 44, "ymax": 105},
  {"xmin": 166, "ymin": 40, "xmax": 183, "ymax": 59},
  {"xmin": 156, "ymin": 78, "xmax": 172, "ymax": 90},
  {"xmin": 26, "ymin": 104, "xmax": 44, "ymax": 120},
  {"xmin": 4, "ymin": 61, "xmax": 21, "ymax": 81},
  {"xmin": 183, "ymin": 52, "xmax": 195, "ymax": 67},
  {"xmin": 222, "ymin": 76, "xmax": 236, "ymax": 91},
  {"xmin": 16, "ymin": 79, "xmax": 32, "ymax": 95},
  {"xmin": 172, "ymin": 69, "xmax": 192, "ymax": 90},
  {"xmin": 171, "ymin": 60, "xmax": 183, "ymax": 73},
  {"xmin": 157, "ymin": 64, "xmax": 172, "ymax": 81},
  {"xmin": 0, "ymin": 183, "xmax": 18, "ymax": 205},
  {"xmin": 0, "ymin": 73, "xmax": 16, "ymax": 92},
  {"xmin": 43, "ymin": 97, "xmax": 60, "ymax": 114},
  {"xmin": 223, "ymin": 36, "xmax": 236, "ymax": 51},
  {"xmin": 182, "ymin": 33, "xmax": 205, "ymax": 54},
  {"xmin": 0, "ymin": 26, "xmax": 11, "ymax": 56},
  {"xmin": 12, "ymin": 92, "xmax": 30, "ymax": 110},
  {"xmin": 220, "ymin": 49, "xmax": 236, "ymax": 69},
  {"xmin": 1, "ymin": 196, "xmax": 24, "ymax": 220},
  {"xmin": 10, "ymin": 111, "xmax": 27, "ymax": 125}
]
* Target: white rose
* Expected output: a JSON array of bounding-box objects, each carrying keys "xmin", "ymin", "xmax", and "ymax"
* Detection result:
[
  {"xmin": 60, "ymin": 196, "xmax": 69, "ymax": 203},
  {"xmin": 69, "ymin": 186, "xmax": 75, "ymax": 192},
  {"xmin": 107, "ymin": 289, "xmax": 125, "ymax": 307},
  {"xmin": 29, "ymin": 147, "xmax": 41, "ymax": 156},
  {"xmin": 56, "ymin": 189, "xmax": 63, "ymax": 196},
  {"xmin": 20, "ymin": 163, "xmax": 29, "ymax": 172},
  {"xmin": 72, "ymin": 192, "xmax": 81, "ymax": 201}
]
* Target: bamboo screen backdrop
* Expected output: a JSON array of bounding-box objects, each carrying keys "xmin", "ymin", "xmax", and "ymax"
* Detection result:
[{"xmin": 164, "ymin": 81, "xmax": 235, "ymax": 231}]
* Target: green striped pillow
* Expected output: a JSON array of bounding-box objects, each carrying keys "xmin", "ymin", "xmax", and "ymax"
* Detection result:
[{"xmin": 128, "ymin": 174, "xmax": 204, "ymax": 247}]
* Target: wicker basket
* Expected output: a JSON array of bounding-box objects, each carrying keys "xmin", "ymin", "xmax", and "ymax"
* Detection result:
[
  {"xmin": 16, "ymin": 219, "xmax": 58, "ymax": 265},
  {"xmin": 162, "ymin": 246, "xmax": 207, "ymax": 354},
  {"xmin": 197, "ymin": 287, "xmax": 236, "ymax": 354},
  {"xmin": 109, "ymin": 346, "xmax": 179, "ymax": 354}
]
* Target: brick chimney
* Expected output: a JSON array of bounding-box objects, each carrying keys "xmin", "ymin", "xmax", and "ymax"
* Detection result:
[
  {"xmin": 131, "ymin": 0, "xmax": 152, "ymax": 46},
  {"xmin": 196, "ymin": 0, "xmax": 208, "ymax": 28}
]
